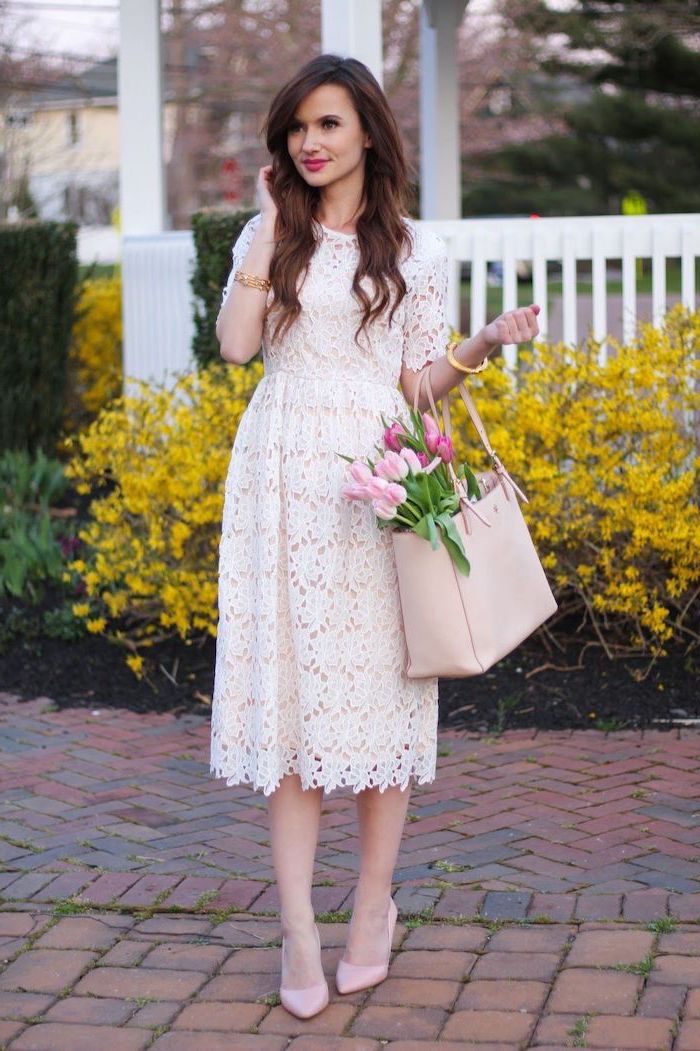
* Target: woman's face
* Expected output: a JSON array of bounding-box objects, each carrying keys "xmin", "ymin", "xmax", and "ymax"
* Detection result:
[{"xmin": 287, "ymin": 82, "xmax": 372, "ymax": 192}]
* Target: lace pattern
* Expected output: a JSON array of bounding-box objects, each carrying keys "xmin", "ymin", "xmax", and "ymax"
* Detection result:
[{"xmin": 210, "ymin": 212, "xmax": 450, "ymax": 796}]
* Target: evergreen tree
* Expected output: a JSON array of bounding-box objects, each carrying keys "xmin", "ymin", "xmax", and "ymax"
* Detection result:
[{"xmin": 465, "ymin": 1, "xmax": 700, "ymax": 216}]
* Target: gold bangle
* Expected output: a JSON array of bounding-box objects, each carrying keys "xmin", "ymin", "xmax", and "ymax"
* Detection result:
[
  {"xmin": 234, "ymin": 269, "xmax": 271, "ymax": 292},
  {"xmin": 446, "ymin": 338, "xmax": 489, "ymax": 374}
]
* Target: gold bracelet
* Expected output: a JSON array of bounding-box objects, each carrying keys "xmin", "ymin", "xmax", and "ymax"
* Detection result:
[
  {"xmin": 446, "ymin": 338, "xmax": 489, "ymax": 374},
  {"xmin": 234, "ymin": 269, "xmax": 271, "ymax": 292}
]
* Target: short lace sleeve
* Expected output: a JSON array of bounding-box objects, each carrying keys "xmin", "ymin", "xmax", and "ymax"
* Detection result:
[
  {"xmin": 402, "ymin": 231, "xmax": 451, "ymax": 371},
  {"xmin": 220, "ymin": 213, "xmax": 262, "ymax": 310}
]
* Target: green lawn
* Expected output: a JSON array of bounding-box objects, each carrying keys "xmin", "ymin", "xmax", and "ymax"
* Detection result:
[{"xmin": 461, "ymin": 259, "xmax": 698, "ymax": 322}]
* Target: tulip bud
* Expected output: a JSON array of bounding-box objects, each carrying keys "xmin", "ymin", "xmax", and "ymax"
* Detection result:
[
  {"xmin": 341, "ymin": 482, "xmax": 370, "ymax": 501},
  {"xmin": 350, "ymin": 460, "xmax": 373, "ymax": 484},
  {"xmin": 373, "ymin": 498, "xmax": 397, "ymax": 520},
  {"xmin": 383, "ymin": 421, "xmax": 406, "ymax": 452},
  {"xmin": 435, "ymin": 435, "xmax": 454, "ymax": 463},
  {"xmin": 366, "ymin": 476, "xmax": 390, "ymax": 498},
  {"xmin": 385, "ymin": 482, "xmax": 407, "ymax": 506},
  {"xmin": 399, "ymin": 447, "xmax": 423, "ymax": 474}
]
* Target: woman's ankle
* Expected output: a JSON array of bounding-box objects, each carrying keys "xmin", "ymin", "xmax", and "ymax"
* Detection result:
[
  {"xmin": 280, "ymin": 907, "xmax": 317, "ymax": 936},
  {"xmin": 350, "ymin": 889, "xmax": 393, "ymax": 920}
]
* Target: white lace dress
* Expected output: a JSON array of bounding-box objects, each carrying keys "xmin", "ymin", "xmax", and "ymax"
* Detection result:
[{"xmin": 209, "ymin": 211, "xmax": 450, "ymax": 796}]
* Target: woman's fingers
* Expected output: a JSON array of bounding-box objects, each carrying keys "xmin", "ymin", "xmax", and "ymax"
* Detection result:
[
  {"xmin": 481, "ymin": 303, "xmax": 541, "ymax": 346},
  {"xmin": 506, "ymin": 305, "xmax": 540, "ymax": 342}
]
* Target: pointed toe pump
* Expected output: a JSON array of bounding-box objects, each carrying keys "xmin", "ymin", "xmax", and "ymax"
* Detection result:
[
  {"xmin": 336, "ymin": 896, "xmax": 398, "ymax": 995},
  {"xmin": 279, "ymin": 923, "xmax": 329, "ymax": 1019}
]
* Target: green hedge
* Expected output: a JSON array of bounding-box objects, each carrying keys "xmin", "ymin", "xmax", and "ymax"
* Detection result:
[
  {"xmin": 0, "ymin": 221, "xmax": 79, "ymax": 456},
  {"xmin": 190, "ymin": 207, "xmax": 257, "ymax": 369}
]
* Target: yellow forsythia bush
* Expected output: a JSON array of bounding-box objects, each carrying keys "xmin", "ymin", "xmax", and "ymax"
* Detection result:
[
  {"xmin": 64, "ymin": 361, "xmax": 262, "ymax": 676},
  {"xmin": 65, "ymin": 307, "xmax": 698, "ymax": 674},
  {"xmin": 63, "ymin": 276, "xmax": 123, "ymax": 439},
  {"xmin": 449, "ymin": 304, "xmax": 700, "ymax": 658}
]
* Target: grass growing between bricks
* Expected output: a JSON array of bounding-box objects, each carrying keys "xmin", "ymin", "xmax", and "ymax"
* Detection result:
[
  {"xmin": 567, "ymin": 1012, "xmax": 593, "ymax": 1047},
  {"xmin": 647, "ymin": 917, "xmax": 678, "ymax": 934},
  {"xmin": 609, "ymin": 951, "xmax": 656, "ymax": 977}
]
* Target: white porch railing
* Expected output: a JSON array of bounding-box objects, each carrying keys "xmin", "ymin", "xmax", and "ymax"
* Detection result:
[
  {"xmin": 122, "ymin": 232, "xmax": 196, "ymax": 393},
  {"xmin": 120, "ymin": 214, "xmax": 700, "ymax": 388}
]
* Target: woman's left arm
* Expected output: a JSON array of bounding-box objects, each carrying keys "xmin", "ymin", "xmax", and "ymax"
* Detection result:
[
  {"xmin": 405, "ymin": 304, "xmax": 541, "ymax": 409},
  {"xmin": 398, "ymin": 230, "xmax": 541, "ymax": 410}
]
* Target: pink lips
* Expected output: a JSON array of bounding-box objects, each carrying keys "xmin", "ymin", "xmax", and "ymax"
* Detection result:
[{"xmin": 303, "ymin": 159, "xmax": 328, "ymax": 171}]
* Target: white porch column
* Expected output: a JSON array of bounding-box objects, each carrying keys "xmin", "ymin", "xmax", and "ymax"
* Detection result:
[
  {"xmin": 420, "ymin": 0, "xmax": 468, "ymax": 220},
  {"xmin": 321, "ymin": 0, "xmax": 383, "ymax": 88},
  {"xmin": 118, "ymin": 0, "xmax": 165, "ymax": 234}
]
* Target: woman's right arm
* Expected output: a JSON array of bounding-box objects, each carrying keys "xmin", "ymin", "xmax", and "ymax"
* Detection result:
[{"xmin": 217, "ymin": 212, "xmax": 277, "ymax": 364}]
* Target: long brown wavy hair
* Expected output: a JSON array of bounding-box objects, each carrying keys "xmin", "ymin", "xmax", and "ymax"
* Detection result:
[{"xmin": 260, "ymin": 54, "xmax": 416, "ymax": 348}]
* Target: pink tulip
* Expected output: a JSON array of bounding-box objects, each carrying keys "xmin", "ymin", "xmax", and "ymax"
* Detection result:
[
  {"xmin": 424, "ymin": 455, "xmax": 443, "ymax": 475},
  {"xmin": 435, "ymin": 435, "xmax": 454, "ymax": 463},
  {"xmin": 366, "ymin": 476, "xmax": 389, "ymax": 498},
  {"xmin": 373, "ymin": 498, "xmax": 397, "ymax": 520},
  {"xmin": 422, "ymin": 413, "xmax": 441, "ymax": 454},
  {"xmin": 385, "ymin": 482, "xmax": 407, "ymax": 506},
  {"xmin": 341, "ymin": 482, "xmax": 370, "ymax": 501},
  {"xmin": 417, "ymin": 451, "xmax": 430, "ymax": 467},
  {"xmin": 399, "ymin": 447, "xmax": 423, "ymax": 474},
  {"xmin": 383, "ymin": 421, "xmax": 407, "ymax": 452},
  {"xmin": 350, "ymin": 460, "xmax": 373, "ymax": 484},
  {"xmin": 374, "ymin": 458, "xmax": 396, "ymax": 481},
  {"xmin": 376, "ymin": 451, "xmax": 408, "ymax": 481}
]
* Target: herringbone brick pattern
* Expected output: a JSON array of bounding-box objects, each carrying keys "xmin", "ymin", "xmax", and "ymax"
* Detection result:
[{"xmin": 1, "ymin": 691, "xmax": 699, "ymax": 1048}]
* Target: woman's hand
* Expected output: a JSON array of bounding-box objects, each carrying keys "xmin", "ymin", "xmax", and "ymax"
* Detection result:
[
  {"xmin": 256, "ymin": 165, "xmax": 278, "ymax": 223},
  {"xmin": 481, "ymin": 304, "xmax": 540, "ymax": 348}
]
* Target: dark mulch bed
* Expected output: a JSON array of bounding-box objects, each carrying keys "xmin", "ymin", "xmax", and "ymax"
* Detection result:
[
  {"xmin": 2, "ymin": 581, "xmax": 698, "ymax": 733},
  {"xmin": 3, "ymin": 483, "xmax": 698, "ymax": 733}
]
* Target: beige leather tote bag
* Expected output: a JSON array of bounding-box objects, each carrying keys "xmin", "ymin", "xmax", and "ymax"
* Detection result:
[{"xmin": 391, "ymin": 367, "xmax": 558, "ymax": 678}]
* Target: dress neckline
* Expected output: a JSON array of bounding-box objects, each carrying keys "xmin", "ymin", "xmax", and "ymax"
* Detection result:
[{"xmin": 314, "ymin": 218, "xmax": 358, "ymax": 240}]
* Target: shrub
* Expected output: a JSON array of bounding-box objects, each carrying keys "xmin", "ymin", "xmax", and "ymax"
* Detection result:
[
  {"xmin": 63, "ymin": 361, "xmax": 262, "ymax": 675},
  {"xmin": 63, "ymin": 276, "xmax": 123, "ymax": 437},
  {"xmin": 448, "ymin": 304, "xmax": 700, "ymax": 662},
  {"xmin": 0, "ymin": 221, "xmax": 79, "ymax": 456},
  {"xmin": 190, "ymin": 207, "xmax": 257, "ymax": 369}
]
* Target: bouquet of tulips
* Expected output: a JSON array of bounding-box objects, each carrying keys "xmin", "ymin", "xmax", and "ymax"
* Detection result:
[{"xmin": 338, "ymin": 407, "xmax": 483, "ymax": 576}]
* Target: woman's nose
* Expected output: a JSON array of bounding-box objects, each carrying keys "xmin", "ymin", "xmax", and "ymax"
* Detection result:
[{"xmin": 302, "ymin": 132, "xmax": 319, "ymax": 154}]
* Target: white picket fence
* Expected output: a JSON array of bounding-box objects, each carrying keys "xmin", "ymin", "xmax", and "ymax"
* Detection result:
[
  {"xmin": 425, "ymin": 213, "xmax": 700, "ymax": 367},
  {"xmin": 116, "ymin": 213, "xmax": 700, "ymax": 388}
]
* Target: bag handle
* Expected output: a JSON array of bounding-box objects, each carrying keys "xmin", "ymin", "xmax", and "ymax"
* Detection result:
[
  {"xmin": 411, "ymin": 363, "xmax": 529, "ymax": 504},
  {"xmin": 411, "ymin": 364, "xmax": 497, "ymax": 465}
]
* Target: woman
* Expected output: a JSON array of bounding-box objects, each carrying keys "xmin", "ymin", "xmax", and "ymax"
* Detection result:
[{"xmin": 210, "ymin": 53, "xmax": 539, "ymax": 1019}]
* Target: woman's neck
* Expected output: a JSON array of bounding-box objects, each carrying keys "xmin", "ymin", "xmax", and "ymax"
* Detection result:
[{"xmin": 315, "ymin": 195, "xmax": 365, "ymax": 235}]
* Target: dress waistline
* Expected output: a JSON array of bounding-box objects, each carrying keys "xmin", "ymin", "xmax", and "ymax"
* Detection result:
[{"xmin": 264, "ymin": 367, "xmax": 400, "ymax": 392}]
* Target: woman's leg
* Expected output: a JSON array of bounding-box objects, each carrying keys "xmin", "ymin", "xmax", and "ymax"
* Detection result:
[
  {"xmin": 343, "ymin": 782, "xmax": 411, "ymax": 963},
  {"xmin": 267, "ymin": 773, "xmax": 325, "ymax": 986}
]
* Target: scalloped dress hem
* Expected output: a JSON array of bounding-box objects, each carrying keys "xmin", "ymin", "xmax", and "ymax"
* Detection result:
[{"xmin": 208, "ymin": 760, "xmax": 438, "ymax": 797}]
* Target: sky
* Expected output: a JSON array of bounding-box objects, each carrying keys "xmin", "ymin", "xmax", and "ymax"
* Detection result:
[
  {"xmin": 5, "ymin": 0, "xmax": 522, "ymax": 66},
  {"xmin": 4, "ymin": 0, "xmax": 579, "ymax": 69},
  {"xmin": 6, "ymin": 0, "xmax": 119, "ymax": 62}
]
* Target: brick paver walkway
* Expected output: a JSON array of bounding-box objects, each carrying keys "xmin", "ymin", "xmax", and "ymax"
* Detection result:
[{"xmin": 1, "ymin": 692, "xmax": 700, "ymax": 1050}]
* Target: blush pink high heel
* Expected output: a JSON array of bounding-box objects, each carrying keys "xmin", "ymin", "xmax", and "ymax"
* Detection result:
[
  {"xmin": 336, "ymin": 896, "xmax": 398, "ymax": 994},
  {"xmin": 279, "ymin": 923, "xmax": 329, "ymax": 1019}
]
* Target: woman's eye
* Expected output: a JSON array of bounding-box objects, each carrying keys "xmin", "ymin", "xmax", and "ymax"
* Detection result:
[{"xmin": 289, "ymin": 119, "xmax": 338, "ymax": 132}]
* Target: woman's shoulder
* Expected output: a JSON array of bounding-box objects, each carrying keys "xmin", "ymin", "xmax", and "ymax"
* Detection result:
[
  {"xmin": 230, "ymin": 211, "xmax": 263, "ymax": 252},
  {"xmin": 242, "ymin": 211, "xmax": 263, "ymax": 232},
  {"xmin": 400, "ymin": 216, "xmax": 447, "ymax": 267}
]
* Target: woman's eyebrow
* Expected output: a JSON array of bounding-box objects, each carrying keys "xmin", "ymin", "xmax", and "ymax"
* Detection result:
[{"xmin": 291, "ymin": 113, "xmax": 344, "ymax": 123}]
